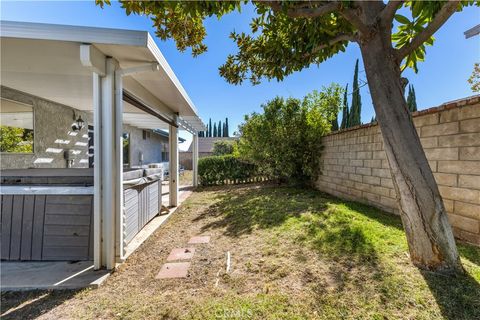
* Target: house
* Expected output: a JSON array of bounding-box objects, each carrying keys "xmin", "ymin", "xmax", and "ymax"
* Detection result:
[
  {"xmin": 0, "ymin": 21, "xmax": 204, "ymax": 271},
  {"xmin": 180, "ymin": 137, "xmax": 237, "ymax": 169},
  {"xmin": 1, "ymin": 87, "xmax": 185, "ymax": 169},
  {"xmin": 122, "ymin": 129, "xmax": 186, "ymax": 168}
]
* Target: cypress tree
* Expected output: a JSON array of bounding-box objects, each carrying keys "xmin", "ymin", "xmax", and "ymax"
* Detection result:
[
  {"xmin": 225, "ymin": 118, "xmax": 229, "ymax": 137},
  {"xmin": 213, "ymin": 123, "xmax": 217, "ymax": 137},
  {"xmin": 218, "ymin": 120, "xmax": 222, "ymax": 137},
  {"xmin": 406, "ymin": 85, "xmax": 412, "ymax": 111},
  {"xmin": 349, "ymin": 59, "xmax": 362, "ymax": 126},
  {"xmin": 340, "ymin": 84, "xmax": 349, "ymax": 129},
  {"xmin": 208, "ymin": 118, "xmax": 212, "ymax": 137},
  {"xmin": 407, "ymin": 84, "xmax": 418, "ymax": 112},
  {"xmin": 331, "ymin": 112, "xmax": 339, "ymax": 131},
  {"xmin": 412, "ymin": 86, "xmax": 417, "ymax": 112}
]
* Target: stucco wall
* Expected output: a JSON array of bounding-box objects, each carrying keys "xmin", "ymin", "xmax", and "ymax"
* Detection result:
[
  {"xmin": 123, "ymin": 125, "xmax": 168, "ymax": 167},
  {"xmin": 315, "ymin": 96, "xmax": 480, "ymax": 245},
  {"xmin": 1, "ymin": 86, "xmax": 169, "ymax": 169},
  {"xmin": 1, "ymin": 86, "xmax": 93, "ymax": 169}
]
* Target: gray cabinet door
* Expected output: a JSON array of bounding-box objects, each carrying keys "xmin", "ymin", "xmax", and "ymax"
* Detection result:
[{"xmin": 1, "ymin": 194, "xmax": 93, "ymax": 261}]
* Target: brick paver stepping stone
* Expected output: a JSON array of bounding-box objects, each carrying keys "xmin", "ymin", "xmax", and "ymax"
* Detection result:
[
  {"xmin": 188, "ymin": 236, "xmax": 210, "ymax": 244},
  {"xmin": 155, "ymin": 262, "xmax": 190, "ymax": 279},
  {"xmin": 167, "ymin": 247, "xmax": 195, "ymax": 261}
]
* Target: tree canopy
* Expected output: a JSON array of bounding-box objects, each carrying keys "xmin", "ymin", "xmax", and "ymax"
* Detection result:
[
  {"xmin": 97, "ymin": 1, "xmax": 476, "ymax": 84},
  {"xmin": 468, "ymin": 62, "xmax": 480, "ymax": 93},
  {"xmin": 237, "ymin": 84, "xmax": 342, "ymax": 184}
]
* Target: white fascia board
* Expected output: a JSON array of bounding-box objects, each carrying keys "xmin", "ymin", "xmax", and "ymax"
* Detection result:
[
  {"xmin": 0, "ymin": 20, "xmax": 148, "ymax": 46},
  {"xmin": 146, "ymin": 34, "xmax": 199, "ymax": 116}
]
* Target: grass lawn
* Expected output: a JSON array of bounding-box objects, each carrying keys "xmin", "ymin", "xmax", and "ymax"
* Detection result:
[{"xmin": 2, "ymin": 184, "xmax": 479, "ymax": 319}]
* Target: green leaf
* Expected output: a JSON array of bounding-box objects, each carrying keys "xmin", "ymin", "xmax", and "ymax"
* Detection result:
[{"xmin": 394, "ymin": 14, "xmax": 411, "ymax": 25}]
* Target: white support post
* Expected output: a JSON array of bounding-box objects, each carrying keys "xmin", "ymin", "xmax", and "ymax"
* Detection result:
[
  {"xmin": 169, "ymin": 118, "xmax": 179, "ymax": 207},
  {"xmin": 114, "ymin": 69, "xmax": 124, "ymax": 263},
  {"xmin": 192, "ymin": 133, "xmax": 199, "ymax": 187},
  {"xmin": 101, "ymin": 58, "xmax": 118, "ymax": 270},
  {"xmin": 93, "ymin": 72, "xmax": 102, "ymax": 270}
]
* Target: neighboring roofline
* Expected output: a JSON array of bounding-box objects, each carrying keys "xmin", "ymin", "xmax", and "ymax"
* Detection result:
[
  {"xmin": 152, "ymin": 129, "xmax": 186, "ymax": 142},
  {"xmin": 0, "ymin": 20, "xmax": 200, "ymax": 118},
  {"xmin": 186, "ymin": 136, "xmax": 238, "ymax": 152}
]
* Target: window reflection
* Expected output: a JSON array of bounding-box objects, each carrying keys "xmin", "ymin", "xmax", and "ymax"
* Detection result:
[{"xmin": 0, "ymin": 98, "xmax": 34, "ymax": 153}]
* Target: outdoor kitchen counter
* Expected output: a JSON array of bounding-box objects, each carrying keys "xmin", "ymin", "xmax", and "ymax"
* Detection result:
[
  {"xmin": 0, "ymin": 167, "xmax": 163, "ymax": 261},
  {"xmin": 0, "ymin": 186, "xmax": 94, "ymax": 195}
]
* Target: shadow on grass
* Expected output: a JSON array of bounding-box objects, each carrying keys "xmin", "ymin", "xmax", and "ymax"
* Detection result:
[
  {"xmin": 194, "ymin": 185, "xmax": 328, "ymax": 237},
  {"xmin": 196, "ymin": 183, "xmax": 384, "ymax": 264},
  {"xmin": 1, "ymin": 290, "xmax": 80, "ymax": 320},
  {"xmin": 342, "ymin": 201, "xmax": 404, "ymax": 231},
  {"xmin": 421, "ymin": 271, "xmax": 480, "ymax": 320},
  {"xmin": 195, "ymin": 184, "xmax": 402, "ymax": 243},
  {"xmin": 195, "ymin": 184, "xmax": 480, "ymax": 318}
]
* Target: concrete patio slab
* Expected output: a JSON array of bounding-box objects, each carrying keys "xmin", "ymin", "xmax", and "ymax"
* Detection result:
[
  {"xmin": 155, "ymin": 262, "xmax": 190, "ymax": 279},
  {"xmin": 166, "ymin": 247, "xmax": 195, "ymax": 261},
  {"xmin": 1, "ymin": 261, "xmax": 110, "ymax": 291},
  {"xmin": 188, "ymin": 236, "xmax": 211, "ymax": 244}
]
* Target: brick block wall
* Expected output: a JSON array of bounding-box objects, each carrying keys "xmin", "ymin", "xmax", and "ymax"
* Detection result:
[{"xmin": 315, "ymin": 96, "xmax": 480, "ymax": 245}]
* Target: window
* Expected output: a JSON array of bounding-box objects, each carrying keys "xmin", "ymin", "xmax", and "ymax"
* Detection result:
[
  {"xmin": 0, "ymin": 98, "xmax": 34, "ymax": 153},
  {"xmin": 162, "ymin": 143, "xmax": 169, "ymax": 162},
  {"xmin": 142, "ymin": 130, "xmax": 150, "ymax": 140}
]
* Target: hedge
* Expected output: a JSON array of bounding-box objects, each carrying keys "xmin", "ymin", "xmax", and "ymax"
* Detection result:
[{"xmin": 198, "ymin": 155, "xmax": 262, "ymax": 186}]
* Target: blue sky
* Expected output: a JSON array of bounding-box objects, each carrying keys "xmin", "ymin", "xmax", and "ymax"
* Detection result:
[{"xmin": 2, "ymin": 1, "xmax": 479, "ymax": 149}]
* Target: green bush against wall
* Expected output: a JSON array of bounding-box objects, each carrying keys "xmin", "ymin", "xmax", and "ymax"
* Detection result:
[
  {"xmin": 198, "ymin": 155, "xmax": 261, "ymax": 186},
  {"xmin": 236, "ymin": 84, "xmax": 343, "ymax": 185}
]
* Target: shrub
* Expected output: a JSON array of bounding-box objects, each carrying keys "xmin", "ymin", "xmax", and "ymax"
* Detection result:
[
  {"xmin": 212, "ymin": 140, "xmax": 235, "ymax": 156},
  {"xmin": 198, "ymin": 155, "xmax": 258, "ymax": 186},
  {"xmin": 237, "ymin": 84, "xmax": 343, "ymax": 185}
]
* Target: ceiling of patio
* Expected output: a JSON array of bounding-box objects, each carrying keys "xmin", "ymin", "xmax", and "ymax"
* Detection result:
[{"xmin": 0, "ymin": 21, "xmax": 205, "ymax": 132}]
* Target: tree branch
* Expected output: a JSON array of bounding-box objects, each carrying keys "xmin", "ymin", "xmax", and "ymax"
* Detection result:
[
  {"xmin": 266, "ymin": 1, "xmax": 340, "ymax": 18},
  {"xmin": 380, "ymin": 0, "xmax": 404, "ymax": 24},
  {"xmin": 340, "ymin": 8, "xmax": 371, "ymax": 36},
  {"xmin": 265, "ymin": 1, "xmax": 371, "ymax": 37},
  {"xmin": 309, "ymin": 33, "xmax": 358, "ymax": 55},
  {"xmin": 396, "ymin": 0, "xmax": 459, "ymax": 60}
]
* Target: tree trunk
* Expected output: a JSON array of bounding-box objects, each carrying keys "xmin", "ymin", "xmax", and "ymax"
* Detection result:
[{"xmin": 359, "ymin": 34, "xmax": 463, "ymax": 273}]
